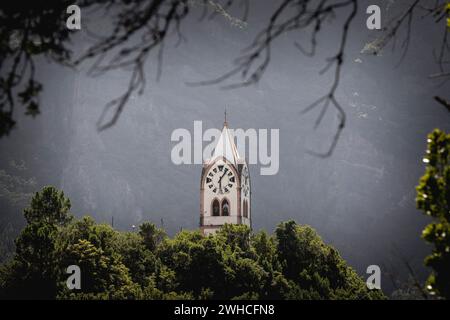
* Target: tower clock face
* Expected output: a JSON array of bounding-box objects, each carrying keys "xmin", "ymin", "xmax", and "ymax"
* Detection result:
[
  {"xmin": 242, "ymin": 166, "xmax": 250, "ymax": 197},
  {"xmin": 205, "ymin": 164, "xmax": 236, "ymax": 194}
]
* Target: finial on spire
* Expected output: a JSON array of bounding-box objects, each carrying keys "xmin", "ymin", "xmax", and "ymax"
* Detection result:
[{"xmin": 224, "ymin": 108, "xmax": 228, "ymax": 127}]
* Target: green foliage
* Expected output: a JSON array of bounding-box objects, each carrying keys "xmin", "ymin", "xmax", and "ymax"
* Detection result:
[
  {"xmin": 447, "ymin": 3, "xmax": 450, "ymax": 28},
  {"xmin": 416, "ymin": 129, "xmax": 450, "ymax": 298},
  {"xmin": 116, "ymin": 231, "xmax": 156, "ymax": 287},
  {"xmin": 0, "ymin": 186, "xmax": 385, "ymax": 300},
  {"xmin": 56, "ymin": 218, "xmax": 142, "ymax": 299},
  {"xmin": 275, "ymin": 221, "xmax": 384, "ymax": 300},
  {"xmin": 0, "ymin": 186, "xmax": 72, "ymax": 298},
  {"xmin": 24, "ymin": 186, "xmax": 72, "ymax": 226},
  {"xmin": 138, "ymin": 222, "xmax": 166, "ymax": 252}
]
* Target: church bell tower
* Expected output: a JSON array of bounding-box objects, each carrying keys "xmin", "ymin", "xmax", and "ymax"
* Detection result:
[{"xmin": 199, "ymin": 116, "xmax": 251, "ymax": 235}]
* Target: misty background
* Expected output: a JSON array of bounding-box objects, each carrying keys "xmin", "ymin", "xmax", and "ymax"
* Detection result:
[{"xmin": 1, "ymin": 1, "xmax": 449, "ymax": 294}]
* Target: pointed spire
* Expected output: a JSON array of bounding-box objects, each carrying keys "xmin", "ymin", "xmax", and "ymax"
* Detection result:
[
  {"xmin": 224, "ymin": 108, "xmax": 228, "ymax": 127},
  {"xmin": 212, "ymin": 112, "xmax": 240, "ymax": 165}
]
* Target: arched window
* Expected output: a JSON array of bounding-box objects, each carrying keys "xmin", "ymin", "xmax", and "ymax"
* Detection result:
[
  {"xmin": 221, "ymin": 199, "xmax": 230, "ymax": 216},
  {"xmin": 212, "ymin": 199, "xmax": 220, "ymax": 216}
]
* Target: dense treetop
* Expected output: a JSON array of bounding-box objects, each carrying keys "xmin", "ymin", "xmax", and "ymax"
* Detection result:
[{"xmin": 0, "ymin": 186, "xmax": 384, "ymax": 300}]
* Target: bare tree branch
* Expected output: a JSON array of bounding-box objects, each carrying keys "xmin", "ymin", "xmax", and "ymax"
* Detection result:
[
  {"xmin": 434, "ymin": 95, "xmax": 450, "ymax": 111},
  {"xmin": 363, "ymin": 0, "xmax": 450, "ymax": 113},
  {"xmin": 189, "ymin": 0, "xmax": 358, "ymax": 157},
  {"xmin": 1, "ymin": 0, "xmax": 448, "ymax": 144}
]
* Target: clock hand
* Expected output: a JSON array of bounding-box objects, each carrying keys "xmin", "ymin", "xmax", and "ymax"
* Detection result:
[
  {"xmin": 218, "ymin": 173, "xmax": 224, "ymax": 186},
  {"xmin": 218, "ymin": 171, "xmax": 227, "ymax": 193},
  {"xmin": 219, "ymin": 171, "xmax": 227, "ymax": 183}
]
